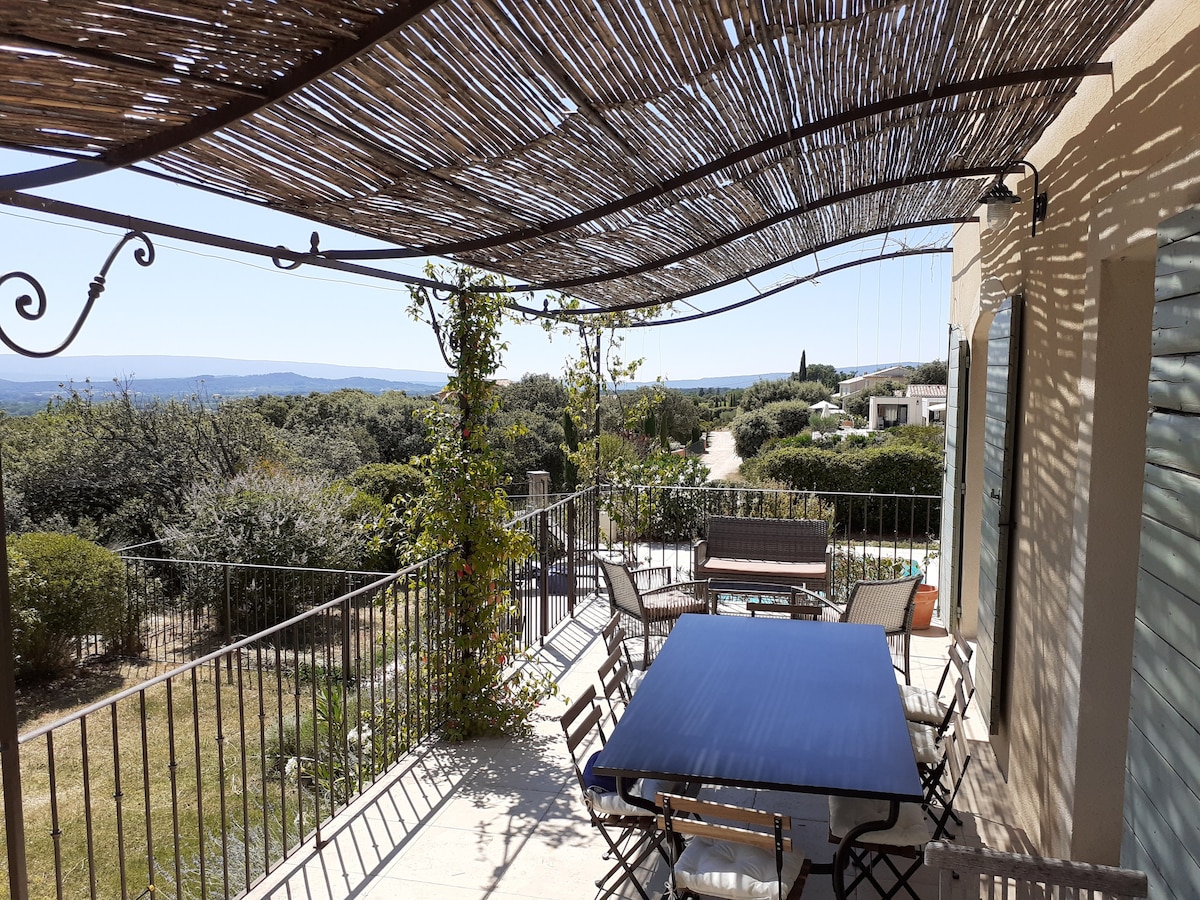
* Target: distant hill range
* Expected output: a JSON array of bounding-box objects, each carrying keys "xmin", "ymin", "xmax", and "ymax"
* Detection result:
[
  {"xmin": 0, "ymin": 355, "xmax": 924, "ymax": 412},
  {"xmin": 627, "ymin": 362, "xmax": 923, "ymax": 391},
  {"xmin": 0, "ymin": 356, "xmax": 452, "ymax": 413}
]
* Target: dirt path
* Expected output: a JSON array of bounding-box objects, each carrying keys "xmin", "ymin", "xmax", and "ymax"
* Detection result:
[{"xmin": 699, "ymin": 429, "xmax": 743, "ymax": 482}]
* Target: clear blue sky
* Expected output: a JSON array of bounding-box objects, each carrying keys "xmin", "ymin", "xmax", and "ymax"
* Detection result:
[{"xmin": 0, "ymin": 149, "xmax": 954, "ymax": 382}]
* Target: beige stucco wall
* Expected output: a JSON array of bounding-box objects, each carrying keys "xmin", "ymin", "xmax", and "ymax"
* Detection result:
[{"xmin": 950, "ymin": 0, "xmax": 1200, "ymax": 864}]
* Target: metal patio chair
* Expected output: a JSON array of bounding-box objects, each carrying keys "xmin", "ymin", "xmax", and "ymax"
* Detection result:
[
  {"xmin": 559, "ymin": 684, "xmax": 678, "ymax": 900},
  {"xmin": 836, "ymin": 574, "xmax": 922, "ymax": 684},
  {"xmin": 595, "ymin": 553, "xmax": 708, "ymax": 667}
]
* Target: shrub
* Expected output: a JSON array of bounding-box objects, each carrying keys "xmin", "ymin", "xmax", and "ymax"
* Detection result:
[
  {"xmin": 165, "ymin": 469, "xmax": 370, "ymax": 630},
  {"xmin": 731, "ymin": 409, "xmax": 779, "ymax": 458},
  {"xmin": 884, "ymin": 424, "xmax": 945, "ymax": 453},
  {"xmin": 604, "ymin": 453, "xmax": 711, "ymax": 541},
  {"xmin": 342, "ymin": 462, "xmax": 426, "ymax": 505},
  {"xmin": 745, "ymin": 444, "xmax": 943, "ymax": 536},
  {"xmin": 8, "ymin": 532, "xmax": 128, "ymax": 677},
  {"xmin": 761, "ymin": 400, "xmax": 811, "ymax": 437}
]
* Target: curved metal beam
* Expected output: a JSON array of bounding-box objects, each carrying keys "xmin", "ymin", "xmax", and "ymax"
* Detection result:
[
  {"xmin": 505, "ymin": 246, "xmax": 952, "ymax": 326},
  {"xmin": 534, "ymin": 167, "xmax": 1005, "ymax": 291},
  {"xmin": 0, "ymin": 191, "xmax": 508, "ymax": 295},
  {"xmin": 662, "ymin": 217, "xmax": 974, "ymax": 304},
  {"xmin": 320, "ymin": 62, "xmax": 1111, "ymax": 261},
  {"xmin": 625, "ymin": 247, "xmax": 952, "ymax": 328},
  {"xmin": 531, "ymin": 216, "xmax": 973, "ymax": 311}
]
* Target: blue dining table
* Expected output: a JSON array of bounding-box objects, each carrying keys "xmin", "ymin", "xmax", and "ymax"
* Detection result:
[{"xmin": 592, "ymin": 612, "xmax": 923, "ymax": 899}]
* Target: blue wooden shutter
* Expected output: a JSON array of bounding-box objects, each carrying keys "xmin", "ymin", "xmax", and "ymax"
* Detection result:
[
  {"xmin": 939, "ymin": 331, "xmax": 969, "ymax": 632},
  {"xmin": 1123, "ymin": 207, "xmax": 1200, "ymax": 895},
  {"xmin": 977, "ymin": 296, "xmax": 1022, "ymax": 736}
]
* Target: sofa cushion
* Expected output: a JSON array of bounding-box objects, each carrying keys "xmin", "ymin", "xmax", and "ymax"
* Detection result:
[{"xmin": 698, "ymin": 558, "xmax": 827, "ymax": 580}]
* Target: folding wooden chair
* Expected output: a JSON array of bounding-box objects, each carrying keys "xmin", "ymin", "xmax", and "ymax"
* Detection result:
[
  {"xmin": 658, "ymin": 792, "xmax": 812, "ymax": 900},
  {"xmin": 559, "ymin": 684, "xmax": 678, "ymax": 900},
  {"xmin": 828, "ymin": 712, "xmax": 971, "ymax": 900}
]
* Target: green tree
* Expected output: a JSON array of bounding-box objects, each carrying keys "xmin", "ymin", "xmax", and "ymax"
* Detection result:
[
  {"xmin": 804, "ymin": 363, "xmax": 845, "ymax": 390},
  {"xmin": 2, "ymin": 384, "xmax": 269, "ymax": 545},
  {"xmin": 739, "ymin": 377, "xmax": 830, "ymax": 411},
  {"xmin": 762, "ymin": 400, "xmax": 811, "ymax": 438},
  {"xmin": 731, "ymin": 409, "xmax": 779, "ymax": 458},
  {"xmin": 910, "ymin": 359, "xmax": 949, "ymax": 385},
  {"xmin": 165, "ymin": 468, "xmax": 369, "ymax": 570}
]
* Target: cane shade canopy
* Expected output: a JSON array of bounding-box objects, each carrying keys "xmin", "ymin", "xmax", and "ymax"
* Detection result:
[{"xmin": 0, "ymin": 0, "xmax": 1148, "ymax": 307}]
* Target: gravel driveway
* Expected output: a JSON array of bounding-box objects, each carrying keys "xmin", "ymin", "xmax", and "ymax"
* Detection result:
[{"xmin": 699, "ymin": 430, "xmax": 743, "ymax": 481}]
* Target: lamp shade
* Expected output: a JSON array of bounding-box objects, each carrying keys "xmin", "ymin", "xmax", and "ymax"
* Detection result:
[{"xmin": 981, "ymin": 181, "xmax": 1022, "ymax": 231}]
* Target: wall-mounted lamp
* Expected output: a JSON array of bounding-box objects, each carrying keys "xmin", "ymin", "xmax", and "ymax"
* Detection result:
[
  {"xmin": 981, "ymin": 182, "xmax": 1021, "ymax": 231},
  {"xmin": 979, "ymin": 160, "xmax": 1049, "ymax": 237}
]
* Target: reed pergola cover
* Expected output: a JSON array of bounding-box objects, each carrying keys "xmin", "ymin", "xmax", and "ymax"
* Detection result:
[{"xmin": 0, "ymin": 0, "xmax": 1148, "ymax": 309}]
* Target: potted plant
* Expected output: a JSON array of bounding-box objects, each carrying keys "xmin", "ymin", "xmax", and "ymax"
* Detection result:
[{"xmin": 912, "ymin": 548, "xmax": 940, "ymax": 630}]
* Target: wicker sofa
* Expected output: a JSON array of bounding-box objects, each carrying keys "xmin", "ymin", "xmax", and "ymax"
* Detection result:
[{"xmin": 693, "ymin": 516, "xmax": 831, "ymax": 595}]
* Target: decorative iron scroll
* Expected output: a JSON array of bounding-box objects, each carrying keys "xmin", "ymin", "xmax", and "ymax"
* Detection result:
[
  {"xmin": 0, "ymin": 230, "xmax": 155, "ymax": 358},
  {"xmin": 272, "ymin": 231, "xmax": 320, "ymax": 270}
]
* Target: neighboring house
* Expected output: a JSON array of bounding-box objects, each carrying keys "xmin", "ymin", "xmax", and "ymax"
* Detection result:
[
  {"xmin": 834, "ymin": 363, "xmax": 911, "ymax": 398},
  {"xmin": 944, "ymin": 2, "xmax": 1200, "ymax": 894},
  {"xmin": 868, "ymin": 383, "xmax": 947, "ymax": 429}
]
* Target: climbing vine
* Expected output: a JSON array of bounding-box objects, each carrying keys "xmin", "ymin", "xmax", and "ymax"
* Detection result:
[{"xmin": 404, "ymin": 263, "xmax": 553, "ymax": 740}]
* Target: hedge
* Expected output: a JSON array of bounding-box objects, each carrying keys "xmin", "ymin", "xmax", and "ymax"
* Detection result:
[{"xmin": 746, "ymin": 444, "xmax": 943, "ymax": 535}]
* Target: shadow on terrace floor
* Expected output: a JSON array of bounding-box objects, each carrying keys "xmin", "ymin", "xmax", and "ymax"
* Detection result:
[{"xmin": 246, "ymin": 596, "xmax": 1024, "ymax": 900}]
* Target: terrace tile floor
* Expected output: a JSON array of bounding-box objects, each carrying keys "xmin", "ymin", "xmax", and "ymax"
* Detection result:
[{"xmin": 246, "ymin": 595, "xmax": 1022, "ymax": 900}]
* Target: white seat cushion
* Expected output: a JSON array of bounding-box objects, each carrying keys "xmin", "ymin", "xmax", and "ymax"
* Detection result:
[
  {"xmin": 675, "ymin": 835, "xmax": 807, "ymax": 900},
  {"xmin": 899, "ymin": 683, "xmax": 947, "ymax": 725},
  {"xmin": 907, "ymin": 721, "xmax": 940, "ymax": 765},
  {"xmin": 588, "ymin": 777, "xmax": 682, "ymax": 817},
  {"xmin": 700, "ymin": 558, "xmax": 827, "ymax": 581},
  {"xmin": 827, "ymin": 796, "xmax": 933, "ymax": 847}
]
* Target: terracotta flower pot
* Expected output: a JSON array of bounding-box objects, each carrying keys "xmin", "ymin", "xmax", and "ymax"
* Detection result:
[{"xmin": 913, "ymin": 584, "xmax": 938, "ymax": 630}]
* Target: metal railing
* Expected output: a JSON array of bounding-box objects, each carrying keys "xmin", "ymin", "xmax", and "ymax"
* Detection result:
[
  {"xmin": 8, "ymin": 488, "xmax": 601, "ymax": 900},
  {"xmin": 598, "ymin": 483, "xmax": 940, "ymax": 601},
  {"xmin": 120, "ymin": 559, "xmax": 392, "ymax": 665},
  {"xmin": 503, "ymin": 489, "xmax": 599, "ymax": 652},
  {"xmin": 15, "ymin": 556, "xmax": 451, "ymax": 900}
]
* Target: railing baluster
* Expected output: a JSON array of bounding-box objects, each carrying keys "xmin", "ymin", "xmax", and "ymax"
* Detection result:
[
  {"xmin": 166, "ymin": 680, "xmax": 182, "ymax": 898},
  {"xmin": 212, "ymin": 661, "xmax": 230, "ymax": 899},
  {"xmin": 235, "ymin": 649, "xmax": 251, "ymax": 894},
  {"xmin": 191, "ymin": 668, "xmax": 207, "ymax": 900},
  {"xmin": 47, "ymin": 732, "xmax": 63, "ymax": 900},
  {"xmin": 138, "ymin": 690, "xmax": 155, "ymax": 900},
  {"xmin": 256, "ymin": 646, "xmax": 270, "ymax": 885},
  {"xmin": 80, "ymin": 717, "xmax": 97, "ymax": 900}
]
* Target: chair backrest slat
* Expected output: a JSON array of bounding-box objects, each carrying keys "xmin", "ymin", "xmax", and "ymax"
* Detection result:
[{"xmin": 561, "ymin": 684, "xmax": 605, "ymax": 754}]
